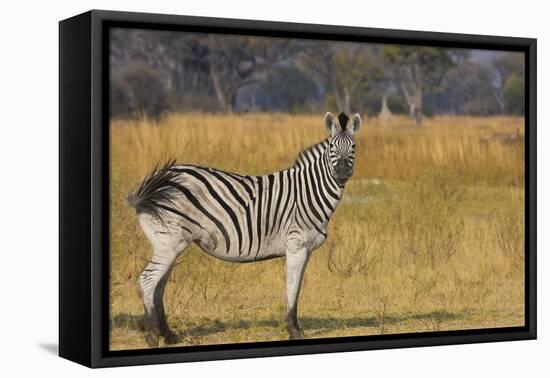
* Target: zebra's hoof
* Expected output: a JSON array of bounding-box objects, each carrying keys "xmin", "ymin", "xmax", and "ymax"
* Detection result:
[
  {"xmin": 288, "ymin": 328, "xmax": 305, "ymax": 340},
  {"xmin": 164, "ymin": 332, "xmax": 179, "ymax": 345},
  {"xmin": 145, "ymin": 333, "xmax": 159, "ymax": 348}
]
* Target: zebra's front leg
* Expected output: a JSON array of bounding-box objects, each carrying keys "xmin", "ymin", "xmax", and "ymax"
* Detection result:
[{"xmin": 285, "ymin": 244, "xmax": 310, "ymax": 340}]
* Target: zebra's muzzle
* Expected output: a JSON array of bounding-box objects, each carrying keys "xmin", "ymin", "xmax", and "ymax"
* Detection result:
[
  {"xmin": 335, "ymin": 160, "xmax": 352, "ymax": 186},
  {"xmin": 336, "ymin": 177, "xmax": 348, "ymax": 186}
]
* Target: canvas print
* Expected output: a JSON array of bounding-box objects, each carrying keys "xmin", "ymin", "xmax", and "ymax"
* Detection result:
[{"xmin": 109, "ymin": 28, "xmax": 525, "ymax": 350}]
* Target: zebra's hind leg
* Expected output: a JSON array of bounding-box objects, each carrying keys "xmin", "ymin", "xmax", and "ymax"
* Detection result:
[
  {"xmin": 155, "ymin": 268, "xmax": 179, "ymax": 345},
  {"xmin": 138, "ymin": 217, "xmax": 190, "ymax": 347},
  {"xmin": 139, "ymin": 242, "xmax": 188, "ymax": 347},
  {"xmin": 284, "ymin": 243, "xmax": 310, "ymax": 340}
]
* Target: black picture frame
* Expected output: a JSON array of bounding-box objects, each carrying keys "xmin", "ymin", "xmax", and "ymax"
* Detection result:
[{"xmin": 59, "ymin": 9, "xmax": 537, "ymax": 368}]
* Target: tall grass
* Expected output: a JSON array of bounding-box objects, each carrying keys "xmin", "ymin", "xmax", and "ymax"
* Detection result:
[
  {"xmin": 109, "ymin": 113, "xmax": 525, "ymax": 350},
  {"xmin": 111, "ymin": 113, "xmax": 524, "ymax": 185}
]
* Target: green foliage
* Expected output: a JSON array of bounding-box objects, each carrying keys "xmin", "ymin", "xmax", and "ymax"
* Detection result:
[
  {"xmin": 298, "ymin": 43, "xmax": 384, "ymax": 112},
  {"xmin": 383, "ymin": 46, "xmax": 454, "ymax": 85},
  {"xmin": 503, "ymin": 73, "xmax": 525, "ymax": 115},
  {"xmin": 494, "ymin": 53, "xmax": 524, "ymax": 86},
  {"xmin": 493, "ymin": 53, "xmax": 525, "ymax": 115},
  {"xmin": 387, "ymin": 94, "xmax": 408, "ymax": 114},
  {"xmin": 422, "ymin": 103, "xmax": 435, "ymax": 117},
  {"xmin": 382, "ymin": 46, "xmax": 455, "ymax": 124},
  {"xmin": 111, "ymin": 63, "xmax": 174, "ymax": 119},
  {"xmin": 257, "ymin": 66, "xmax": 319, "ymax": 112}
]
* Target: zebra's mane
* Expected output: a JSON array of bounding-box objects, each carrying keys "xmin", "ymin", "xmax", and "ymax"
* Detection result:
[{"xmin": 293, "ymin": 139, "xmax": 329, "ymax": 167}]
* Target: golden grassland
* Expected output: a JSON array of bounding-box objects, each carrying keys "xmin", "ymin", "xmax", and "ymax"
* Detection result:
[{"xmin": 109, "ymin": 113, "xmax": 525, "ymax": 350}]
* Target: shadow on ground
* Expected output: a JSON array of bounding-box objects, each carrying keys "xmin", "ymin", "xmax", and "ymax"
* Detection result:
[
  {"xmin": 112, "ymin": 310, "xmax": 464, "ymax": 340},
  {"xmin": 38, "ymin": 343, "xmax": 58, "ymax": 355}
]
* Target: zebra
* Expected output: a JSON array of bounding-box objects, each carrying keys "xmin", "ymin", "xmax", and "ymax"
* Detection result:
[{"xmin": 127, "ymin": 111, "xmax": 361, "ymax": 347}]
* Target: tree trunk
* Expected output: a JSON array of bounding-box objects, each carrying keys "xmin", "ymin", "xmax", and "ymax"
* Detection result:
[
  {"xmin": 413, "ymin": 85, "xmax": 423, "ymax": 126},
  {"xmin": 413, "ymin": 107, "xmax": 422, "ymax": 126},
  {"xmin": 412, "ymin": 65, "xmax": 423, "ymax": 126},
  {"xmin": 408, "ymin": 103, "xmax": 416, "ymax": 118},
  {"xmin": 495, "ymin": 90, "xmax": 505, "ymax": 113},
  {"xmin": 208, "ymin": 63, "xmax": 231, "ymax": 112},
  {"xmin": 401, "ymin": 84, "xmax": 423, "ymax": 126},
  {"xmin": 331, "ymin": 76, "xmax": 344, "ymax": 112},
  {"xmin": 399, "ymin": 63, "xmax": 424, "ymax": 126},
  {"xmin": 408, "ymin": 103, "xmax": 423, "ymax": 126},
  {"xmin": 227, "ymin": 90, "xmax": 237, "ymax": 113},
  {"xmin": 343, "ymin": 86, "xmax": 351, "ymax": 114}
]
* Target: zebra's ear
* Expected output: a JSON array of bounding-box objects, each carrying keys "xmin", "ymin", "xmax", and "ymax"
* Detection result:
[
  {"xmin": 325, "ymin": 112, "xmax": 340, "ymax": 135},
  {"xmin": 349, "ymin": 113, "xmax": 362, "ymax": 134}
]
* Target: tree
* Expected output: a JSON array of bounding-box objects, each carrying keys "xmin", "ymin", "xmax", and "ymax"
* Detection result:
[
  {"xmin": 110, "ymin": 29, "xmax": 179, "ymax": 90},
  {"xmin": 109, "ymin": 28, "xmax": 523, "ymax": 117},
  {"xmin": 256, "ymin": 66, "xmax": 319, "ymax": 111},
  {"xmin": 503, "ymin": 73, "xmax": 525, "ymax": 115},
  {"xmin": 110, "ymin": 29, "xmax": 293, "ymax": 113},
  {"xmin": 299, "ymin": 42, "xmax": 384, "ymax": 113},
  {"xmin": 493, "ymin": 53, "xmax": 524, "ymax": 114},
  {"xmin": 434, "ymin": 61, "xmax": 500, "ymax": 115},
  {"xmin": 200, "ymin": 35, "xmax": 292, "ymax": 112},
  {"xmin": 383, "ymin": 46, "xmax": 456, "ymax": 125},
  {"xmin": 110, "ymin": 63, "xmax": 174, "ymax": 119}
]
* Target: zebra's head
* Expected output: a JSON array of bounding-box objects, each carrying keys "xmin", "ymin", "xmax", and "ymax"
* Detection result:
[{"xmin": 325, "ymin": 112, "xmax": 361, "ymax": 187}]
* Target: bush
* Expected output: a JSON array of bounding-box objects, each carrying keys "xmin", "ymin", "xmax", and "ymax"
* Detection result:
[
  {"xmin": 256, "ymin": 66, "xmax": 319, "ymax": 112},
  {"xmin": 503, "ymin": 73, "xmax": 525, "ymax": 115},
  {"xmin": 111, "ymin": 63, "xmax": 174, "ymax": 119}
]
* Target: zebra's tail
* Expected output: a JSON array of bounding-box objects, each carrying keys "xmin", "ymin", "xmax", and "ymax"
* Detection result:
[{"xmin": 127, "ymin": 159, "xmax": 179, "ymax": 224}]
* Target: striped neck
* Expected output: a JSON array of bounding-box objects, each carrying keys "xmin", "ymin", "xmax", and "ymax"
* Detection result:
[{"xmin": 292, "ymin": 139, "xmax": 345, "ymax": 219}]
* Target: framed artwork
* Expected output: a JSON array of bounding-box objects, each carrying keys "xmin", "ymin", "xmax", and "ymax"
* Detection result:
[{"xmin": 59, "ymin": 10, "xmax": 536, "ymax": 368}]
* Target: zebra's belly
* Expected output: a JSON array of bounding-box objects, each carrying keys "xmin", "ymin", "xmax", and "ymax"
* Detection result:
[
  {"xmin": 194, "ymin": 228, "xmax": 288, "ymax": 263},
  {"xmin": 193, "ymin": 219, "xmax": 329, "ymax": 262}
]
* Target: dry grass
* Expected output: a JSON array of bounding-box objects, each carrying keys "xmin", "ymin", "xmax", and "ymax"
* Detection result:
[{"xmin": 109, "ymin": 113, "xmax": 525, "ymax": 350}]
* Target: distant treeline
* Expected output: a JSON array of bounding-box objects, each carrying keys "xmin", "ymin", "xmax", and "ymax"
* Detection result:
[{"xmin": 110, "ymin": 28, "xmax": 525, "ymax": 124}]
